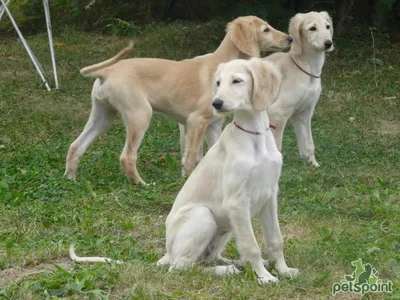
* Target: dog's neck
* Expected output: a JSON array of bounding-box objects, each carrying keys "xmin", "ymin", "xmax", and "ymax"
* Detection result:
[
  {"xmin": 233, "ymin": 110, "xmax": 270, "ymax": 135},
  {"xmin": 214, "ymin": 32, "xmax": 251, "ymax": 61},
  {"xmin": 290, "ymin": 45, "xmax": 325, "ymax": 78}
]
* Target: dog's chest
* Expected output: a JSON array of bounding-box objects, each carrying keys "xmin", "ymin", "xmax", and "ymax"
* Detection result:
[
  {"xmin": 295, "ymin": 79, "xmax": 321, "ymax": 111},
  {"xmin": 247, "ymin": 151, "xmax": 281, "ymax": 217}
]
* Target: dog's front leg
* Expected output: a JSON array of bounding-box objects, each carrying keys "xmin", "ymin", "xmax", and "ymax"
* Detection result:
[
  {"xmin": 179, "ymin": 123, "xmax": 189, "ymax": 177},
  {"xmin": 205, "ymin": 118, "xmax": 224, "ymax": 148},
  {"xmin": 224, "ymin": 199, "xmax": 279, "ymax": 284},
  {"xmin": 182, "ymin": 114, "xmax": 209, "ymax": 175},
  {"xmin": 179, "ymin": 123, "xmax": 186, "ymax": 159},
  {"xmin": 290, "ymin": 106, "xmax": 320, "ymax": 167},
  {"xmin": 260, "ymin": 190, "xmax": 299, "ymax": 278},
  {"xmin": 267, "ymin": 107, "xmax": 290, "ymax": 152},
  {"xmin": 180, "ymin": 123, "xmax": 205, "ymax": 163}
]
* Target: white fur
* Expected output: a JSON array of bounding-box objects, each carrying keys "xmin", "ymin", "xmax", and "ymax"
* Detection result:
[
  {"xmin": 264, "ymin": 11, "xmax": 334, "ymax": 167},
  {"xmin": 69, "ymin": 245, "xmax": 123, "ymax": 264}
]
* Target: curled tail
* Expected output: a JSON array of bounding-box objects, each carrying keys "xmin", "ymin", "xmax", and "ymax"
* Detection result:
[
  {"xmin": 80, "ymin": 41, "xmax": 134, "ymax": 77},
  {"xmin": 69, "ymin": 244, "xmax": 123, "ymax": 264}
]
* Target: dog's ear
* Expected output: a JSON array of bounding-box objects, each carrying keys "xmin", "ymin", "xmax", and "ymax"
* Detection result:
[
  {"xmin": 288, "ymin": 13, "xmax": 304, "ymax": 55},
  {"xmin": 227, "ymin": 17, "xmax": 259, "ymax": 57},
  {"xmin": 319, "ymin": 11, "xmax": 334, "ymax": 36},
  {"xmin": 248, "ymin": 59, "xmax": 281, "ymax": 111}
]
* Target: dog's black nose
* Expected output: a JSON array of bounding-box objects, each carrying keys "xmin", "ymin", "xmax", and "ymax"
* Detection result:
[
  {"xmin": 212, "ymin": 98, "xmax": 224, "ymax": 109},
  {"xmin": 287, "ymin": 36, "xmax": 293, "ymax": 44},
  {"xmin": 324, "ymin": 40, "xmax": 333, "ymax": 49}
]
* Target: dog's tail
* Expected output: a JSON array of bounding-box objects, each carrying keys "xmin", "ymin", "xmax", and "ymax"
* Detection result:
[
  {"xmin": 80, "ymin": 41, "xmax": 134, "ymax": 77},
  {"xmin": 69, "ymin": 244, "xmax": 123, "ymax": 264}
]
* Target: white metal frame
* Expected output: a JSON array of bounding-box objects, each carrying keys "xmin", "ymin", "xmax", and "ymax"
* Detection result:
[{"xmin": 0, "ymin": 0, "xmax": 58, "ymax": 90}]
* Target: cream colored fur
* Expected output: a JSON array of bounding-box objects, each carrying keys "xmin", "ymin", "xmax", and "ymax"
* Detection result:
[
  {"xmin": 264, "ymin": 11, "xmax": 334, "ymax": 167},
  {"xmin": 69, "ymin": 58, "xmax": 299, "ymax": 284},
  {"xmin": 69, "ymin": 244, "xmax": 122, "ymax": 264},
  {"xmin": 64, "ymin": 16, "xmax": 291, "ymax": 185}
]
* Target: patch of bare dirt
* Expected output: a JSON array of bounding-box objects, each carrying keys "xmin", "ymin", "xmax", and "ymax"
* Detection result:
[
  {"xmin": 378, "ymin": 119, "xmax": 400, "ymax": 135},
  {"xmin": 281, "ymin": 221, "xmax": 313, "ymax": 241},
  {"xmin": 0, "ymin": 260, "xmax": 73, "ymax": 289}
]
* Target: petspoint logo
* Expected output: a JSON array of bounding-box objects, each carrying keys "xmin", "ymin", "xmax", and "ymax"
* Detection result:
[{"xmin": 332, "ymin": 258, "xmax": 393, "ymax": 296}]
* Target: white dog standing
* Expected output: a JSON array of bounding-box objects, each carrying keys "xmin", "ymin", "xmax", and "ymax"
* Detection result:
[
  {"xmin": 264, "ymin": 11, "xmax": 334, "ymax": 167},
  {"xmin": 69, "ymin": 58, "xmax": 299, "ymax": 284}
]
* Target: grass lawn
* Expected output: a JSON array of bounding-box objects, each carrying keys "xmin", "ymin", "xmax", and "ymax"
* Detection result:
[{"xmin": 0, "ymin": 20, "xmax": 399, "ymax": 299}]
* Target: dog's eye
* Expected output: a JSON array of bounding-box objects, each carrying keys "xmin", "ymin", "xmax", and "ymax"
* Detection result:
[
  {"xmin": 232, "ymin": 79, "xmax": 242, "ymax": 84},
  {"xmin": 264, "ymin": 27, "xmax": 270, "ymax": 33},
  {"xmin": 216, "ymin": 80, "xmax": 220, "ymax": 87},
  {"xmin": 326, "ymin": 25, "xmax": 330, "ymax": 29},
  {"xmin": 309, "ymin": 26, "xmax": 317, "ymax": 31}
]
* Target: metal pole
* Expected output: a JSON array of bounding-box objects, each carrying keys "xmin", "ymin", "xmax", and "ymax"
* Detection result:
[
  {"xmin": 0, "ymin": 0, "xmax": 10, "ymax": 22},
  {"xmin": 43, "ymin": 0, "xmax": 59, "ymax": 89},
  {"xmin": 0, "ymin": 0, "xmax": 51, "ymax": 91}
]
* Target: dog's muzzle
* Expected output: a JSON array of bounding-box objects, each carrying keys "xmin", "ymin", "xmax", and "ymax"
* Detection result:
[
  {"xmin": 212, "ymin": 98, "xmax": 224, "ymax": 110},
  {"xmin": 324, "ymin": 40, "xmax": 333, "ymax": 50}
]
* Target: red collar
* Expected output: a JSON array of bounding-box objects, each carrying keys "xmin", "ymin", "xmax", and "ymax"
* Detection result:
[{"xmin": 233, "ymin": 121, "xmax": 275, "ymax": 135}]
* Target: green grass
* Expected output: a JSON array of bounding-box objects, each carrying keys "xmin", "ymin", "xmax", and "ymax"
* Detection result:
[{"xmin": 1, "ymin": 20, "xmax": 399, "ymax": 299}]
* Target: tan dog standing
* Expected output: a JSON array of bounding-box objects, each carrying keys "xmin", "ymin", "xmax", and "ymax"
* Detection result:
[{"xmin": 64, "ymin": 16, "xmax": 292, "ymax": 185}]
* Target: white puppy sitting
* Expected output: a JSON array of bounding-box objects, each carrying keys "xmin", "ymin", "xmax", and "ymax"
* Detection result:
[{"xmin": 157, "ymin": 58, "xmax": 299, "ymax": 283}]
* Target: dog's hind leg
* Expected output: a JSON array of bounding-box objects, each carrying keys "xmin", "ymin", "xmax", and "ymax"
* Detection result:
[
  {"xmin": 168, "ymin": 206, "xmax": 217, "ymax": 271},
  {"xmin": 213, "ymin": 264, "xmax": 242, "ymax": 276},
  {"xmin": 119, "ymin": 97, "xmax": 152, "ymax": 186},
  {"xmin": 65, "ymin": 86, "xmax": 115, "ymax": 180}
]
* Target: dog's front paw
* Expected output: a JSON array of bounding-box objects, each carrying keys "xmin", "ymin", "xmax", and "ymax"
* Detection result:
[
  {"xmin": 140, "ymin": 181, "xmax": 149, "ymax": 187},
  {"xmin": 64, "ymin": 170, "xmax": 76, "ymax": 181},
  {"xmin": 127, "ymin": 176, "xmax": 148, "ymax": 187},
  {"xmin": 257, "ymin": 274, "xmax": 279, "ymax": 284},
  {"xmin": 277, "ymin": 267, "xmax": 300, "ymax": 278},
  {"xmin": 300, "ymin": 155, "xmax": 320, "ymax": 167},
  {"xmin": 310, "ymin": 160, "xmax": 320, "ymax": 167}
]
